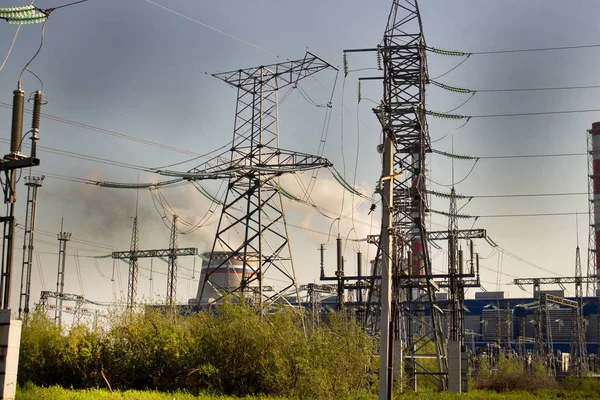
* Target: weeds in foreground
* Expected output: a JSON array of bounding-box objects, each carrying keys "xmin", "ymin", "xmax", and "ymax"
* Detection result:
[{"xmin": 19, "ymin": 303, "xmax": 374, "ymax": 399}]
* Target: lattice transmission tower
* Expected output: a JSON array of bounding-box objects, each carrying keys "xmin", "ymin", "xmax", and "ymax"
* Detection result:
[
  {"xmin": 571, "ymin": 226, "xmax": 587, "ymax": 376},
  {"xmin": 18, "ymin": 174, "xmax": 44, "ymax": 319},
  {"xmin": 377, "ymin": 0, "xmax": 447, "ymax": 392},
  {"xmin": 126, "ymin": 215, "xmax": 139, "ymax": 310},
  {"xmin": 55, "ymin": 220, "xmax": 71, "ymax": 327},
  {"xmin": 166, "ymin": 215, "xmax": 178, "ymax": 309},
  {"xmin": 195, "ymin": 53, "xmax": 336, "ymax": 308}
]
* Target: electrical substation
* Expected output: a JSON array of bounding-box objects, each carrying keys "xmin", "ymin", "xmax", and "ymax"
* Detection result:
[{"xmin": 3, "ymin": 0, "xmax": 600, "ymax": 399}]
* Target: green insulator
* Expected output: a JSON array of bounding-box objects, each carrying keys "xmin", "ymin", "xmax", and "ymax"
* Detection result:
[
  {"xmin": 357, "ymin": 81, "xmax": 362, "ymax": 103},
  {"xmin": 0, "ymin": 5, "xmax": 35, "ymax": 15},
  {"xmin": 376, "ymin": 45, "xmax": 382, "ymax": 70},
  {"xmin": 7, "ymin": 14, "xmax": 46, "ymax": 24},
  {"xmin": 430, "ymin": 111, "xmax": 464, "ymax": 120},
  {"xmin": 343, "ymin": 53, "xmax": 348, "ymax": 76},
  {"xmin": 442, "ymin": 84, "xmax": 471, "ymax": 94},
  {"xmin": 433, "ymin": 48, "xmax": 467, "ymax": 57}
]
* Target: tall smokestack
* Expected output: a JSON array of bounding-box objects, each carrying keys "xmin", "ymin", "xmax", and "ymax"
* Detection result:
[{"xmin": 591, "ymin": 122, "xmax": 600, "ymax": 279}]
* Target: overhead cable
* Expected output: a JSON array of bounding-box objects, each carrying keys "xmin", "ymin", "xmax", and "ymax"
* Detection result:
[
  {"xmin": 427, "ymin": 108, "xmax": 600, "ymax": 119},
  {"xmin": 427, "ymin": 43, "xmax": 600, "ymax": 56},
  {"xmin": 0, "ymin": 102, "xmax": 203, "ymax": 156},
  {"xmin": 432, "ymin": 80, "xmax": 600, "ymax": 94}
]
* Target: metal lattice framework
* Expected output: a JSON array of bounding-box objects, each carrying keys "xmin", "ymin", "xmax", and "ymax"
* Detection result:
[
  {"xmin": 572, "ymin": 244, "xmax": 587, "ymax": 375},
  {"xmin": 380, "ymin": 0, "xmax": 447, "ymax": 391},
  {"xmin": 515, "ymin": 276, "xmax": 589, "ymax": 375},
  {"xmin": 166, "ymin": 215, "xmax": 178, "ymax": 308},
  {"xmin": 447, "ymin": 188, "xmax": 462, "ymax": 344},
  {"xmin": 196, "ymin": 53, "xmax": 335, "ymax": 307},
  {"xmin": 112, "ymin": 215, "xmax": 197, "ymax": 308},
  {"xmin": 18, "ymin": 175, "xmax": 43, "ymax": 319},
  {"xmin": 38, "ymin": 290, "xmax": 104, "ymax": 325},
  {"xmin": 587, "ymin": 130, "xmax": 597, "ymax": 296},
  {"xmin": 55, "ymin": 224, "xmax": 71, "ymax": 327},
  {"xmin": 126, "ymin": 216, "xmax": 139, "ymax": 310}
]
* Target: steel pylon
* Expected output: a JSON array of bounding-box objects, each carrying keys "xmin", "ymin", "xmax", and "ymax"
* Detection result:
[
  {"xmin": 126, "ymin": 216, "xmax": 139, "ymax": 310},
  {"xmin": 195, "ymin": 53, "xmax": 335, "ymax": 308},
  {"xmin": 18, "ymin": 174, "xmax": 43, "ymax": 319},
  {"xmin": 379, "ymin": 0, "xmax": 447, "ymax": 391},
  {"xmin": 166, "ymin": 215, "xmax": 178, "ymax": 308}
]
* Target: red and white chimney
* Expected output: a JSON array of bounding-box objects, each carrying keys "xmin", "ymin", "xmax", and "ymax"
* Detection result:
[{"xmin": 590, "ymin": 122, "xmax": 600, "ymax": 277}]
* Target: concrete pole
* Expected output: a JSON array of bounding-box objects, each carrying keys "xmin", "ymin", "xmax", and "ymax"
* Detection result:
[{"xmin": 378, "ymin": 134, "xmax": 394, "ymax": 400}]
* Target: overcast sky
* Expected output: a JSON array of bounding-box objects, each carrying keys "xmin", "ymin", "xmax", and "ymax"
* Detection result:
[{"xmin": 1, "ymin": 0, "xmax": 600, "ymax": 314}]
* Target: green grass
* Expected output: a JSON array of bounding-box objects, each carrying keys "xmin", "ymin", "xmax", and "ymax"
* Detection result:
[
  {"xmin": 16, "ymin": 385, "xmax": 286, "ymax": 400},
  {"xmin": 16, "ymin": 385, "xmax": 600, "ymax": 400}
]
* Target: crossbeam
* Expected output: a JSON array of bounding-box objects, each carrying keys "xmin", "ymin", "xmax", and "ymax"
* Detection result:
[
  {"xmin": 112, "ymin": 248, "xmax": 197, "ymax": 259},
  {"xmin": 428, "ymin": 229, "xmax": 486, "ymax": 241},
  {"xmin": 514, "ymin": 276, "xmax": 596, "ymax": 285},
  {"xmin": 540, "ymin": 293, "xmax": 578, "ymax": 309}
]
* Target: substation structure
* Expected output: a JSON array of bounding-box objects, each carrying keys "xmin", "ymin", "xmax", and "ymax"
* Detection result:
[
  {"xmin": 38, "ymin": 291, "xmax": 104, "ymax": 325},
  {"xmin": 112, "ymin": 214, "xmax": 198, "ymax": 309}
]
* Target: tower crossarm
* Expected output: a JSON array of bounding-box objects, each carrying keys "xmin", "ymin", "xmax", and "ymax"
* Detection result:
[
  {"xmin": 514, "ymin": 276, "xmax": 596, "ymax": 286},
  {"xmin": 428, "ymin": 229, "xmax": 486, "ymax": 241},
  {"xmin": 299, "ymin": 283, "xmax": 337, "ymax": 294},
  {"xmin": 184, "ymin": 148, "xmax": 331, "ymax": 177},
  {"xmin": 539, "ymin": 293, "xmax": 578, "ymax": 309},
  {"xmin": 211, "ymin": 51, "xmax": 336, "ymax": 94},
  {"xmin": 112, "ymin": 247, "xmax": 197, "ymax": 259},
  {"xmin": 39, "ymin": 290, "xmax": 103, "ymax": 306}
]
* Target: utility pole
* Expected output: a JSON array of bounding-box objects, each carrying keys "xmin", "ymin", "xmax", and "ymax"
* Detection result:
[
  {"xmin": 0, "ymin": 89, "xmax": 41, "ymax": 310},
  {"xmin": 112, "ymin": 228, "xmax": 196, "ymax": 309},
  {"xmin": 126, "ymin": 215, "xmax": 139, "ymax": 310},
  {"xmin": 571, "ymin": 224, "xmax": 587, "ymax": 375},
  {"xmin": 166, "ymin": 215, "xmax": 178, "ymax": 309},
  {"xmin": 18, "ymin": 174, "xmax": 43, "ymax": 319},
  {"xmin": 55, "ymin": 220, "xmax": 71, "ymax": 327},
  {"xmin": 344, "ymin": 1, "xmax": 451, "ymax": 393},
  {"xmin": 378, "ymin": 128, "xmax": 394, "ymax": 400}
]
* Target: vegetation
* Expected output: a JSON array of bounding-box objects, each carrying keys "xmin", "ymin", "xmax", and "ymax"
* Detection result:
[
  {"xmin": 16, "ymin": 383, "xmax": 283, "ymax": 399},
  {"xmin": 18, "ymin": 302, "xmax": 374, "ymax": 399},
  {"xmin": 18, "ymin": 381, "xmax": 600, "ymax": 400},
  {"xmin": 472, "ymin": 353, "xmax": 558, "ymax": 392},
  {"xmin": 19, "ymin": 304, "xmax": 600, "ymax": 399}
]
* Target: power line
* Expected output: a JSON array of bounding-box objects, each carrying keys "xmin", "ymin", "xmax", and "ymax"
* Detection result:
[
  {"xmin": 429, "ymin": 108, "xmax": 600, "ymax": 119},
  {"xmin": 429, "ymin": 43, "xmax": 600, "ymax": 57},
  {"xmin": 472, "ymin": 192, "xmax": 586, "ymax": 199},
  {"xmin": 433, "ymin": 148, "xmax": 586, "ymax": 160},
  {"xmin": 478, "ymin": 152, "xmax": 586, "ymax": 160},
  {"xmin": 0, "ymin": 102, "xmax": 202, "ymax": 156},
  {"xmin": 48, "ymin": 0, "xmax": 89, "ymax": 11},
  {"xmin": 471, "ymin": 108, "xmax": 600, "ymax": 118},
  {"xmin": 432, "ymin": 79, "xmax": 600, "ymax": 93},
  {"xmin": 429, "ymin": 188, "xmax": 587, "ymax": 199},
  {"xmin": 470, "ymin": 43, "xmax": 600, "ymax": 55},
  {"xmin": 476, "ymin": 84, "xmax": 600, "ymax": 93},
  {"xmin": 497, "ymin": 246, "xmax": 559, "ymax": 276},
  {"xmin": 479, "ymin": 212, "xmax": 584, "ymax": 218},
  {"xmin": 0, "ymin": 137, "xmax": 149, "ymax": 172},
  {"xmin": 142, "ymin": 0, "xmax": 276, "ymax": 56}
]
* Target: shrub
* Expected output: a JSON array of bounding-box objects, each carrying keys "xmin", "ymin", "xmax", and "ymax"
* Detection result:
[
  {"xmin": 473, "ymin": 354, "xmax": 559, "ymax": 392},
  {"xmin": 18, "ymin": 302, "xmax": 375, "ymax": 399}
]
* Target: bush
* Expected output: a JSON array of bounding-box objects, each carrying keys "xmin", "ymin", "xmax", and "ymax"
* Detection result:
[
  {"xmin": 473, "ymin": 354, "xmax": 559, "ymax": 392},
  {"xmin": 18, "ymin": 302, "xmax": 375, "ymax": 399}
]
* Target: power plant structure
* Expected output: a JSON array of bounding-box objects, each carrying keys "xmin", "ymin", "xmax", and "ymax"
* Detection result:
[{"xmin": 189, "ymin": 251, "xmax": 259, "ymax": 305}]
